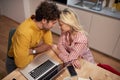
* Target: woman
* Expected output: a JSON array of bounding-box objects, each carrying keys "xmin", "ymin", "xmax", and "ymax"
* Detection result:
[{"xmin": 52, "ymin": 8, "xmax": 95, "ymax": 69}]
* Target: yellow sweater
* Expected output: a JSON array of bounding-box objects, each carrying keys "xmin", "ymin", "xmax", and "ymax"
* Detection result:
[{"xmin": 8, "ymin": 18, "xmax": 53, "ymax": 68}]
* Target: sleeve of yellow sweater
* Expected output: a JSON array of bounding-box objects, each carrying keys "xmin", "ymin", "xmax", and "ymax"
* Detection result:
[{"xmin": 12, "ymin": 31, "xmax": 34, "ymax": 68}]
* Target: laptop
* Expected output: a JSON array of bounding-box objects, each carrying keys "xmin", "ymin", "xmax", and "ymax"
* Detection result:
[{"xmin": 19, "ymin": 53, "xmax": 68, "ymax": 80}]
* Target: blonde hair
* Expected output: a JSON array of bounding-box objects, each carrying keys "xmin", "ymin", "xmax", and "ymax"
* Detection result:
[{"xmin": 60, "ymin": 8, "xmax": 86, "ymax": 34}]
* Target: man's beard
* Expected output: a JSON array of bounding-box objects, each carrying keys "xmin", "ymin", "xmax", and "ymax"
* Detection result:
[{"xmin": 42, "ymin": 26, "xmax": 49, "ymax": 31}]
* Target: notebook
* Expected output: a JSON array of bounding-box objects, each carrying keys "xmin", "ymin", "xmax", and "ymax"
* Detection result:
[{"xmin": 19, "ymin": 53, "xmax": 68, "ymax": 80}]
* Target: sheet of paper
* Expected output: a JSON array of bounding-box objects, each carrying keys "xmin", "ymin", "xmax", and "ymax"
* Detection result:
[
  {"xmin": 63, "ymin": 77, "xmax": 90, "ymax": 80},
  {"xmin": 78, "ymin": 77, "xmax": 90, "ymax": 80}
]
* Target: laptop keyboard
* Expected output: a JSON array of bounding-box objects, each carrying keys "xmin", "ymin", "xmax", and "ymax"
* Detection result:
[{"xmin": 29, "ymin": 60, "xmax": 55, "ymax": 79}]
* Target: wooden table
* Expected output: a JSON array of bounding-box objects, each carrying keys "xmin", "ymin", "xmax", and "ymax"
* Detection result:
[{"xmin": 2, "ymin": 50, "xmax": 120, "ymax": 80}]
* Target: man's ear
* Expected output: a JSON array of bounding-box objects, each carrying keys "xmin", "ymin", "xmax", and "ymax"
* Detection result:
[{"xmin": 41, "ymin": 19, "xmax": 47, "ymax": 24}]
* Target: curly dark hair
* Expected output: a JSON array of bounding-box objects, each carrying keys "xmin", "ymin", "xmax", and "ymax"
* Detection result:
[{"xmin": 35, "ymin": 1, "xmax": 60, "ymax": 21}]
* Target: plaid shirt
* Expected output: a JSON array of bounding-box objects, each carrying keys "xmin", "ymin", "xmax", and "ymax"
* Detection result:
[{"xmin": 58, "ymin": 31, "xmax": 95, "ymax": 63}]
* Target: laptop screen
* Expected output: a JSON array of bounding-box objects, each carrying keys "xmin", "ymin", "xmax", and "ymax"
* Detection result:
[
  {"xmin": 29, "ymin": 60, "xmax": 56, "ymax": 79},
  {"xmin": 25, "ymin": 60, "xmax": 68, "ymax": 80},
  {"xmin": 19, "ymin": 53, "xmax": 69, "ymax": 80}
]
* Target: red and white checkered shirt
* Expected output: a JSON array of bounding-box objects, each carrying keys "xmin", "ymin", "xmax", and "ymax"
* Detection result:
[{"xmin": 57, "ymin": 31, "xmax": 95, "ymax": 63}]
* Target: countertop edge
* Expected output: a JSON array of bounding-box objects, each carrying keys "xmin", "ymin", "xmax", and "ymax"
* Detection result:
[{"xmin": 55, "ymin": 1, "xmax": 120, "ymax": 20}]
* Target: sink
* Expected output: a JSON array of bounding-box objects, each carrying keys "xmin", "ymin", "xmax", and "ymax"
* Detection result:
[
  {"xmin": 75, "ymin": 1, "xmax": 103, "ymax": 11},
  {"xmin": 75, "ymin": 1, "xmax": 95, "ymax": 9}
]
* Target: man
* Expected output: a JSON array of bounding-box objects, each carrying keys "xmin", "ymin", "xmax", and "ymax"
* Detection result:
[{"xmin": 6, "ymin": 1, "xmax": 60, "ymax": 73}]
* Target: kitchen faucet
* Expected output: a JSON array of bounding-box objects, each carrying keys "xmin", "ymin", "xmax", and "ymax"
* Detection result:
[
  {"xmin": 91, "ymin": 0, "xmax": 103, "ymax": 11},
  {"xmin": 79, "ymin": 0, "xmax": 84, "ymax": 6}
]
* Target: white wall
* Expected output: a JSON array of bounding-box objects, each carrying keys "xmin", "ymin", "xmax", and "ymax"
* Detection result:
[
  {"xmin": 24, "ymin": 0, "xmax": 46, "ymax": 19},
  {"xmin": 23, "ymin": 0, "xmax": 31, "ymax": 19},
  {"xmin": 0, "ymin": 0, "xmax": 45, "ymax": 23},
  {"xmin": 0, "ymin": 0, "xmax": 62, "ymax": 23},
  {"xmin": 0, "ymin": 0, "xmax": 25, "ymax": 23},
  {"xmin": 29, "ymin": 0, "xmax": 45, "ymax": 15}
]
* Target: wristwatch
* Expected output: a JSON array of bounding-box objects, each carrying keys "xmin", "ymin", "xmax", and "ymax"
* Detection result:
[{"xmin": 32, "ymin": 49, "xmax": 37, "ymax": 54}]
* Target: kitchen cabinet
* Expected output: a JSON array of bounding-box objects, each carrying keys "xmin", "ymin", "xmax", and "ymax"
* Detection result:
[
  {"xmin": 113, "ymin": 36, "xmax": 120, "ymax": 59},
  {"xmin": 89, "ymin": 14, "xmax": 120, "ymax": 58},
  {"xmin": 69, "ymin": 7, "xmax": 93, "ymax": 33},
  {"xmin": 57, "ymin": 3, "xmax": 69, "ymax": 10}
]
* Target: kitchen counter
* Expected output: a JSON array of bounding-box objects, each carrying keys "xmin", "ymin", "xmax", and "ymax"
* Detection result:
[{"xmin": 68, "ymin": 3, "xmax": 120, "ymax": 20}]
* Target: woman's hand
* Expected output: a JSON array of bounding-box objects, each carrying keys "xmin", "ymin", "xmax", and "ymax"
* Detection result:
[
  {"xmin": 51, "ymin": 44, "xmax": 59, "ymax": 55},
  {"xmin": 72, "ymin": 59, "xmax": 81, "ymax": 69}
]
